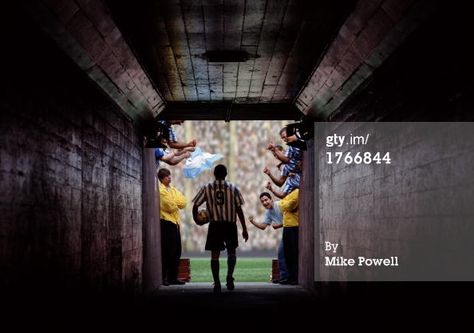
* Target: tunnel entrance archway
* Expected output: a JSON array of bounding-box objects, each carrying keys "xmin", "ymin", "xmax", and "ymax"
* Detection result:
[{"xmin": 143, "ymin": 119, "xmax": 316, "ymax": 292}]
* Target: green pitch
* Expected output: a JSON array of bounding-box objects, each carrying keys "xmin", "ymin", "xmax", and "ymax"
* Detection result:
[{"xmin": 190, "ymin": 257, "xmax": 273, "ymax": 282}]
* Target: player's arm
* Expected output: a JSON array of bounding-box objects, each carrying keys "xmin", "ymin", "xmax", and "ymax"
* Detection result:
[
  {"xmin": 192, "ymin": 204, "xmax": 200, "ymax": 224},
  {"xmin": 192, "ymin": 187, "xmax": 205, "ymax": 224},
  {"xmin": 236, "ymin": 206, "xmax": 248, "ymax": 242}
]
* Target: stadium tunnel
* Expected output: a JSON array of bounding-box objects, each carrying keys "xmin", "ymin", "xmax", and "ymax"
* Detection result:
[{"xmin": 1, "ymin": 0, "xmax": 474, "ymax": 324}]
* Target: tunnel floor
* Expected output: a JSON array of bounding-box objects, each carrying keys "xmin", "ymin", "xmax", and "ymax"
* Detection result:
[
  {"xmin": 4, "ymin": 282, "xmax": 318, "ymax": 330},
  {"xmin": 153, "ymin": 282, "xmax": 311, "ymax": 308},
  {"xmin": 141, "ymin": 282, "xmax": 319, "ymax": 328},
  {"xmin": 4, "ymin": 281, "xmax": 471, "ymax": 330}
]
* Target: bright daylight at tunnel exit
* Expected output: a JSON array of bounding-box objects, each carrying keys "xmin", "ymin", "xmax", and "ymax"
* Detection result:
[{"xmin": 153, "ymin": 120, "xmax": 301, "ymax": 287}]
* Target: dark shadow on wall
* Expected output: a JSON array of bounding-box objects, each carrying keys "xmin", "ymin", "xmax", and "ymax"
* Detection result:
[
  {"xmin": 0, "ymin": 4, "xmax": 143, "ymax": 297},
  {"xmin": 4, "ymin": 155, "xmax": 80, "ymax": 292},
  {"xmin": 331, "ymin": 2, "xmax": 474, "ymax": 122}
]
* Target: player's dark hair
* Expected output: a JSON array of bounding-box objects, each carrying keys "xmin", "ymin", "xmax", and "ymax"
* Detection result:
[{"xmin": 214, "ymin": 164, "xmax": 227, "ymax": 179}]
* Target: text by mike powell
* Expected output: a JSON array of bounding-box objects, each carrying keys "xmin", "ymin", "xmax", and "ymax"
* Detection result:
[{"xmin": 323, "ymin": 241, "xmax": 399, "ymax": 267}]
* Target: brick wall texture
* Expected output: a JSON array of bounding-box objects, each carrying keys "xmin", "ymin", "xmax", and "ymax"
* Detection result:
[
  {"xmin": 313, "ymin": 3, "xmax": 474, "ymax": 282},
  {"xmin": 0, "ymin": 16, "xmax": 143, "ymax": 293}
]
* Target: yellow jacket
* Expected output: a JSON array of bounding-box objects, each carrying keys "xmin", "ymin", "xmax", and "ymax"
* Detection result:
[
  {"xmin": 159, "ymin": 183, "xmax": 186, "ymax": 224},
  {"xmin": 280, "ymin": 189, "xmax": 299, "ymax": 227}
]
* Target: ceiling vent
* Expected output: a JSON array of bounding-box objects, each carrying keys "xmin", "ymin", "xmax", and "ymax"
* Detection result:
[{"xmin": 202, "ymin": 50, "xmax": 259, "ymax": 63}]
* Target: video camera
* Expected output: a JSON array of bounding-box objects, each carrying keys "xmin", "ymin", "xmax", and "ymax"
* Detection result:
[
  {"xmin": 285, "ymin": 116, "xmax": 314, "ymax": 150},
  {"xmin": 144, "ymin": 121, "xmax": 170, "ymax": 148}
]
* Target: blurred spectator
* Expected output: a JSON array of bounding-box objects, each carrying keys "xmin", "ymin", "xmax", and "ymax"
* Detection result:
[
  {"xmin": 248, "ymin": 192, "xmax": 288, "ymax": 283},
  {"xmin": 155, "ymin": 147, "xmax": 194, "ymax": 168},
  {"xmin": 280, "ymin": 189, "xmax": 300, "ymax": 285},
  {"xmin": 158, "ymin": 168, "xmax": 187, "ymax": 285},
  {"xmin": 264, "ymin": 127, "xmax": 303, "ymax": 197}
]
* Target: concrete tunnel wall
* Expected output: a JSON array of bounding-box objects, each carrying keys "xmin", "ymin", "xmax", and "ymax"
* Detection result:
[
  {"xmin": 0, "ymin": 18, "xmax": 152, "ymax": 294},
  {"xmin": 307, "ymin": 3, "xmax": 474, "ymax": 286}
]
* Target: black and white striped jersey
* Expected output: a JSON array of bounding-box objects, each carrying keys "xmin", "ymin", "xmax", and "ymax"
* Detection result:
[{"xmin": 192, "ymin": 180, "xmax": 244, "ymax": 223}]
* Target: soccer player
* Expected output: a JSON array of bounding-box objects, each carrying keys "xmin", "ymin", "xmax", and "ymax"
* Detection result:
[{"xmin": 192, "ymin": 164, "xmax": 249, "ymax": 293}]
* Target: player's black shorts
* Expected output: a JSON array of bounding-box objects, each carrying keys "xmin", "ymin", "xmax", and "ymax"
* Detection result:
[{"xmin": 205, "ymin": 221, "xmax": 238, "ymax": 251}]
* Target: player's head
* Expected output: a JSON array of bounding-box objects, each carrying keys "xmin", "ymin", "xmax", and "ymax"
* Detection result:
[
  {"xmin": 214, "ymin": 164, "xmax": 227, "ymax": 180},
  {"xmin": 259, "ymin": 192, "xmax": 273, "ymax": 209}
]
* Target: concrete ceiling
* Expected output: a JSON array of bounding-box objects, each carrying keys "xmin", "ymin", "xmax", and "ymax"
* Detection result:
[
  {"xmin": 107, "ymin": 0, "xmax": 355, "ymax": 105},
  {"xmin": 19, "ymin": 0, "xmax": 439, "ymax": 121}
]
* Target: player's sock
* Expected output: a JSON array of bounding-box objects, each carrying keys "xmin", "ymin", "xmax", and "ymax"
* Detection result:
[
  {"xmin": 211, "ymin": 259, "xmax": 220, "ymax": 284},
  {"xmin": 227, "ymin": 254, "xmax": 236, "ymax": 278}
]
